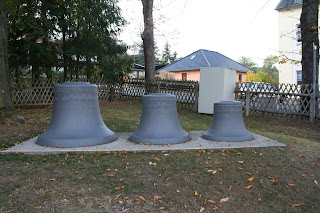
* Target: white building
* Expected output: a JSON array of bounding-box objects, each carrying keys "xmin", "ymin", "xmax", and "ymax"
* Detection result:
[{"xmin": 276, "ymin": 0, "xmax": 320, "ymax": 85}]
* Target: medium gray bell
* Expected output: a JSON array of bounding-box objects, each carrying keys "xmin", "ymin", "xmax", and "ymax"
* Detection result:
[
  {"xmin": 36, "ymin": 82, "xmax": 116, "ymax": 147},
  {"xmin": 203, "ymin": 101, "xmax": 254, "ymax": 142},
  {"xmin": 129, "ymin": 93, "xmax": 190, "ymax": 144}
]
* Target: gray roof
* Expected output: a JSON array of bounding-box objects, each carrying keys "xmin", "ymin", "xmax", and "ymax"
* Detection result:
[
  {"xmin": 158, "ymin": 49, "xmax": 252, "ymax": 73},
  {"xmin": 275, "ymin": 0, "xmax": 303, "ymax": 10}
]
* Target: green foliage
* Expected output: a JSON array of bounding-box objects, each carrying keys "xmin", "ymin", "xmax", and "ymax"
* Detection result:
[
  {"xmin": 239, "ymin": 55, "xmax": 279, "ymax": 84},
  {"xmin": 133, "ymin": 42, "xmax": 161, "ymax": 66},
  {"xmin": 160, "ymin": 42, "xmax": 177, "ymax": 65},
  {"xmin": 261, "ymin": 55, "xmax": 279, "ymax": 84},
  {"xmin": 245, "ymin": 71, "xmax": 271, "ymax": 83},
  {"xmin": 238, "ymin": 56, "xmax": 259, "ymax": 72},
  {"xmin": 5, "ymin": 0, "xmax": 131, "ymax": 82}
]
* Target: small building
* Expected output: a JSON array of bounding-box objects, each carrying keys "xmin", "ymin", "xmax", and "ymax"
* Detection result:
[
  {"xmin": 129, "ymin": 64, "xmax": 167, "ymax": 79},
  {"xmin": 129, "ymin": 64, "xmax": 145, "ymax": 79},
  {"xmin": 157, "ymin": 49, "xmax": 252, "ymax": 82}
]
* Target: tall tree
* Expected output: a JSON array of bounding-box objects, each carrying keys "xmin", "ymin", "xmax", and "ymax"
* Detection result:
[
  {"xmin": 5, "ymin": 0, "xmax": 130, "ymax": 82},
  {"xmin": 161, "ymin": 42, "xmax": 177, "ymax": 65},
  {"xmin": 261, "ymin": 55, "xmax": 279, "ymax": 84},
  {"xmin": 238, "ymin": 56, "xmax": 259, "ymax": 72},
  {"xmin": 0, "ymin": 0, "xmax": 13, "ymax": 120},
  {"xmin": 141, "ymin": 0, "xmax": 156, "ymax": 93},
  {"xmin": 300, "ymin": 0, "xmax": 319, "ymax": 85}
]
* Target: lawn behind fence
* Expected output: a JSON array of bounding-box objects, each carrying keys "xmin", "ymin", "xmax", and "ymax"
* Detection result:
[{"xmin": 0, "ymin": 100, "xmax": 320, "ymax": 212}]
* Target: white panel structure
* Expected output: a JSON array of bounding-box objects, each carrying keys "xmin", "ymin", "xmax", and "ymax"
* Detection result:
[{"xmin": 198, "ymin": 67, "xmax": 236, "ymax": 114}]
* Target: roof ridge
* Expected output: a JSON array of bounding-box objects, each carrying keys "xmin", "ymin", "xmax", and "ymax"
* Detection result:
[{"xmin": 200, "ymin": 49, "xmax": 211, "ymax": 67}]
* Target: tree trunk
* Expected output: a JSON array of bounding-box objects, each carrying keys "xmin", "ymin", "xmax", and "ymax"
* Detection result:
[
  {"xmin": 301, "ymin": 0, "xmax": 319, "ymax": 85},
  {"xmin": 300, "ymin": 0, "xmax": 319, "ymax": 114},
  {"xmin": 0, "ymin": 1, "xmax": 14, "ymax": 121},
  {"xmin": 141, "ymin": 0, "xmax": 156, "ymax": 93}
]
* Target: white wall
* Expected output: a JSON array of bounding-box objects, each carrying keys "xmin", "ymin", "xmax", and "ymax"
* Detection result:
[
  {"xmin": 278, "ymin": 5, "xmax": 320, "ymax": 85},
  {"xmin": 198, "ymin": 67, "xmax": 236, "ymax": 114}
]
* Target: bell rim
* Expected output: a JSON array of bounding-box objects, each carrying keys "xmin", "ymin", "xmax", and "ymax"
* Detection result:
[
  {"xmin": 128, "ymin": 133, "xmax": 191, "ymax": 145},
  {"xmin": 36, "ymin": 133, "xmax": 117, "ymax": 148},
  {"xmin": 56, "ymin": 82, "xmax": 97, "ymax": 88},
  {"xmin": 202, "ymin": 133, "xmax": 254, "ymax": 142}
]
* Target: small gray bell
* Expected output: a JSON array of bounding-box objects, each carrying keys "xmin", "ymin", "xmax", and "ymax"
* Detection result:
[
  {"xmin": 129, "ymin": 93, "xmax": 190, "ymax": 144},
  {"xmin": 36, "ymin": 82, "xmax": 116, "ymax": 147},
  {"xmin": 203, "ymin": 101, "xmax": 254, "ymax": 142}
]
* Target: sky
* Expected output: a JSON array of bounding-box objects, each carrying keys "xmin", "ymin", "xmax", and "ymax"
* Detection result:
[{"xmin": 118, "ymin": 0, "xmax": 281, "ymax": 67}]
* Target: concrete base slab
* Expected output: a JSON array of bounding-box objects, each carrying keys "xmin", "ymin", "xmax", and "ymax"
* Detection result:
[{"xmin": 1, "ymin": 131, "xmax": 286, "ymax": 155}]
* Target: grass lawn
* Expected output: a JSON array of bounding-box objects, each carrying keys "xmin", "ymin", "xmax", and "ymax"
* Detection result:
[{"xmin": 0, "ymin": 100, "xmax": 320, "ymax": 212}]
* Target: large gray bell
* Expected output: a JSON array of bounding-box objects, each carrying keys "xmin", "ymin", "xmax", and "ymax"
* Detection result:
[
  {"xmin": 36, "ymin": 82, "xmax": 116, "ymax": 147},
  {"xmin": 203, "ymin": 101, "xmax": 254, "ymax": 142},
  {"xmin": 129, "ymin": 93, "xmax": 190, "ymax": 144}
]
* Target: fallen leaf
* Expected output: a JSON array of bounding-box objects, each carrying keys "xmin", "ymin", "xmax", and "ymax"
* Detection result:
[
  {"xmin": 268, "ymin": 176, "xmax": 278, "ymax": 182},
  {"xmin": 107, "ymin": 174, "xmax": 115, "ymax": 177},
  {"xmin": 207, "ymin": 170, "xmax": 217, "ymax": 174},
  {"xmin": 176, "ymin": 189, "xmax": 180, "ymax": 194},
  {"xmin": 258, "ymin": 195, "xmax": 262, "ymax": 201},
  {"xmin": 200, "ymin": 207, "xmax": 205, "ymax": 212},
  {"xmin": 48, "ymin": 179, "xmax": 56, "ymax": 181},
  {"xmin": 154, "ymin": 158, "xmax": 161, "ymax": 161},
  {"xmin": 151, "ymin": 195, "xmax": 162, "ymax": 199},
  {"xmin": 288, "ymin": 183, "xmax": 295, "ymax": 187},
  {"xmin": 314, "ymin": 180, "xmax": 318, "ymax": 185},
  {"xmin": 213, "ymin": 206, "xmax": 219, "ymax": 211},
  {"xmin": 116, "ymin": 194, "xmax": 121, "ymax": 198},
  {"xmin": 163, "ymin": 154, "xmax": 169, "ymax": 156},
  {"xmin": 246, "ymin": 177, "xmax": 254, "ymax": 183},
  {"xmin": 291, "ymin": 204, "xmax": 302, "ymax": 207},
  {"xmin": 138, "ymin": 196, "xmax": 147, "ymax": 202},
  {"xmin": 114, "ymin": 186, "xmax": 125, "ymax": 190},
  {"xmin": 184, "ymin": 204, "xmax": 188, "ymax": 210},
  {"xmin": 194, "ymin": 191, "xmax": 199, "ymax": 196},
  {"xmin": 159, "ymin": 207, "xmax": 165, "ymax": 210},
  {"xmin": 244, "ymin": 185, "xmax": 253, "ymax": 190},
  {"xmin": 208, "ymin": 200, "xmax": 216, "ymax": 204},
  {"xmin": 219, "ymin": 197, "xmax": 229, "ymax": 203},
  {"xmin": 238, "ymin": 161, "xmax": 244, "ymax": 164},
  {"xmin": 165, "ymin": 177, "xmax": 172, "ymax": 181},
  {"xmin": 148, "ymin": 161, "xmax": 157, "ymax": 166}
]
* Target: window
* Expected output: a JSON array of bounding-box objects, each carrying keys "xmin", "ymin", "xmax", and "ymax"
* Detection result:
[
  {"xmin": 297, "ymin": 70, "xmax": 302, "ymax": 85},
  {"xmin": 296, "ymin": 24, "xmax": 301, "ymax": 42},
  {"xmin": 239, "ymin": 74, "xmax": 243, "ymax": 82},
  {"xmin": 190, "ymin": 54, "xmax": 197, "ymax": 60},
  {"xmin": 181, "ymin": 73, "xmax": 188, "ymax": 81}
]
